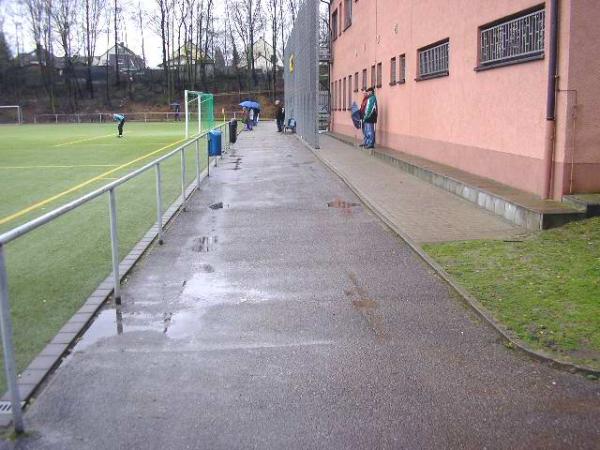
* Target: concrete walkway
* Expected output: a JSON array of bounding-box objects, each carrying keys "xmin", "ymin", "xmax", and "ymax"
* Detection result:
[
  {"xmin": 318, "ymin": 134, "xmax": 524, "ymax": 243},
  {"xmin": 8, "ymin": 126, "xmax": 599, "ymax": 449}
]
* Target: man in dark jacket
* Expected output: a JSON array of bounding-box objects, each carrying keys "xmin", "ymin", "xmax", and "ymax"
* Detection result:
[
  {"xmin": 363, "ymin": 87, "xmax": 378, "ymax": 149},
  {"xmin": 275, "ymin": 100, "xmax": 285, "ymax": 132}
]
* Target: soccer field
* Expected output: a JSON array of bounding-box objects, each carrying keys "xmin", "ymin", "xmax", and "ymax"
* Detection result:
[{"xmin": 0, "ymin": 122, "xmax": 213, "ymax": 392}]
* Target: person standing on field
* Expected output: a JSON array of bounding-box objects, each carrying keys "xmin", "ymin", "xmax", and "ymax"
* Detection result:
[
  {"xmin": 363, "ymin": 87, "xmax": 378, "ymax": 149},
  {"xmin": 275, "ymin": 100, "xmax": 285, "ymax": 132},
  {"xmin": 113, "ymin": 113, "xmax": 126, "ymax": 138}
]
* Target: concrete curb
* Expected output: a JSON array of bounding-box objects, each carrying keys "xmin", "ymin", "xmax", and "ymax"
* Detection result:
[
  {"xmin": 0, "ymin": 167, "xmax": 213, "ymax": 428},
  {"xmin": 307, "ymin": 137, "xmax": 600, "ymax": 379}
]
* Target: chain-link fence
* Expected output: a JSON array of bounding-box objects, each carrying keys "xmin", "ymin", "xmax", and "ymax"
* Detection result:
[{"xmin": 284, "ymin": 0, "xmax": 320, "ymax": 149}]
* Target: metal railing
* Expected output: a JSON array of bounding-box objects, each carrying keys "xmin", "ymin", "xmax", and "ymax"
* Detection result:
[
  {"xmin": 0, "ymin": 122, "xmax": 230, "ymax": 432},
  {"xmin": 480, "ymin": 9, "xmax": 545, "ymax": 65},
  {"xmin": 33, "ymin": 112, "xmax": 196, "ymax": 124}
]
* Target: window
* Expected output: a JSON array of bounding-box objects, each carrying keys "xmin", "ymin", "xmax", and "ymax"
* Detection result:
[
  {"xmin": 417, "ymin": 39, "xmax": 449, "ymax": 80},
  {"xmin": 343, "ymin": 77, "xmax": 347, "ymax": 110},
  {"xmin": 348, "ymin": 75, "xmax": 353, "ymax": 107},
  {"xmin": 390, "ymin": 57, "xmax": 397, "ymax": 85},
  {"xmin": 478, "ymin": 7, "xmax": 545, "ymax": 68},
  {"xmin": 344, "ymin": 0, "xmax": 352, "ymax": 29},
  {"xmin": 370, "ymin": 65, "xmax": 376, "ymax": 88},
  {"xmin": 332, "ymin": 9, "xmax": 338, "ymax": 41},
  {"xmin": 399, "ymin": 54, "xmax": 406, "ymax": 83},
  {"xmin": 331, "ymin": 82, "xmax": 335, "ymax": 111},
  {"xmin": 362, "ymin": 68, "xmax": 367, "ymax": 90},
  {"xmin": 376, "ymin": 63, "xmax": 382, "ymax": 88},
  {"xmin": 354, "ymin": 72, "xmax": 359, "ymax": 92}
]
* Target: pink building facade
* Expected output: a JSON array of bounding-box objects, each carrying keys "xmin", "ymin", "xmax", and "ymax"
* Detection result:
[{"xmin": 329, "ymin": 0, "xmax": 600, "ymax": 199}]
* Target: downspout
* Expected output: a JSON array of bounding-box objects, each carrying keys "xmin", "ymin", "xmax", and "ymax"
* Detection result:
[{"xmin": 542, "ymin": 0, "xmax": 559, "ymax": 199}]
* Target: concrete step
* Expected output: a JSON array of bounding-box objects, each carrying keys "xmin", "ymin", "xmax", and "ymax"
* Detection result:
[
  {"xmin": 562, "ymin": 194, "xmax": 600, "ymax": 217},
  {"xmin": 328, "ymin": 132, "xmax": 586, "ymax": 230}
]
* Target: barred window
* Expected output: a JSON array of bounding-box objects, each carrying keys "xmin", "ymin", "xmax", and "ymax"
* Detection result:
[
  {"xmin": 399, "ymin": 54, "xmax": 406, "ymax": 83},
  {"xmin": 376, "ymin": 62, "xmax": 382, "ymax": 88},
  {"xmin": 331, "ymin": 82, "xmax": 335, "ymax": 111},
  {"xmin": 343, "ymin": 77, "xmax": 347, "ymax": 110},
  {"xmin": 371, "ymin": 65, "xmax": 376, "ymax": 88},
  {"xmin": 332, "ymin": 9, "xmax": 338, "ymax": 41},
  {"xmin": 390, "ymin": 57, "xmax": 397, "ymax": 85},
  {"xmin": 344, "ymin": 0, "xmax": 352, "ymax": 29},
  {"xmin": 479, "ymin": 8, "xmax": 545, "ymax": 66},
  {"xmin": 418, "ymin": 40, "xmax": 449, "ymax": 79},
  {"xmin": 362, "ymin": 68, "xmax": 367, "ymax": 90},
  {"xmin": 354, "ymin": 72, "xmax": 359, "ymax": 92},
  {"xmin": 348, "ymin": 75, "xmax": 353, "ymax": 106}
]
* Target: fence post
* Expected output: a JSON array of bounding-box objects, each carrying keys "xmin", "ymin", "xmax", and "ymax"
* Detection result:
[
  {"xmin": 155, "ymin": 164, "xmax": 164, "ymax": 245},
  {"xmin": 195, "ymin": 139, "xmax": 201, "ymax": 189},
  {"xmin": 0, "ymin": 245, "xmax": 24, "ymax": 434},
  {"xmin": 55, "ymin": 114, "xmax": 58, "ymax": 124},
  {"xmin": 108, "ymin": 189, "xmax": 121, "ymax": 305},
  {"xmin": 180, "ymin": 147, "xmax": 187, "ymax": 212}
]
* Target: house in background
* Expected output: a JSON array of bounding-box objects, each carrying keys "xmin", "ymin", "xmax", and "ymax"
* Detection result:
[
  {"xmin": 160, "ymin": 43, "xmax": 215, "ymax": 76},
  {"xmin": 95, "ymin": 42, "xmax": 145, "ymax": 73},
  {"xmin": 329, "ymin": 0, "xmax": 600, "ymax": 200},
  {"xmin": 239, "ymin": 37, "xmax": 283, "ymax": 73}
]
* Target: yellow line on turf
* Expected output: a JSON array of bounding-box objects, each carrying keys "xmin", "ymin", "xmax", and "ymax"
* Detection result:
[
  {"xmin": 0, "ymin": 137, "xmax": 188, "ymax": 227},
  {"xmin": 52, "ymin": 133, "xmax": 118, "ymax": 147},
  {"xmin": 0, "ymin": 164, "xmax": 118, "ymax": 169}
]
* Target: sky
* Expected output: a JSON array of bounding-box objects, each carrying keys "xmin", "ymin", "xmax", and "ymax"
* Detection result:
[{"xmin": 1, "ymin": 0, "xmax": 227, "ymax": 68}]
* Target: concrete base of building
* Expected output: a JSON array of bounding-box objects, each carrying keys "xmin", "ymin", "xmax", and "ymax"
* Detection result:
[{"xmin": 328, "ymin": 132, "xmax": 586, "ymax": 230}]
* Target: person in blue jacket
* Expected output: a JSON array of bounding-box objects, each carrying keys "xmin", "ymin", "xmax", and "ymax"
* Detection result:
[{"xmin": 113, "ymin": 113, "xmax": 126, "ymax": 137}]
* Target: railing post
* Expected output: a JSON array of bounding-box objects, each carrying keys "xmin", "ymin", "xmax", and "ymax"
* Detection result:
[
  {"xmin": 155, "ymin": 164, "xmax": 164, "ymax": 245},
  {"xmin": 0, "ymin": 245, "xmax": 24, "ymax": 434},
  {"xmin": 108, "ymin": 189, "xmax": 121, "ymax": 305},
  {"xmin": 195, "ymin": 138, "xmax": 201, "ymax": 189},
  {"xmin": 180, "ymin": 147, "xmax": 187, "ymax": 212}
]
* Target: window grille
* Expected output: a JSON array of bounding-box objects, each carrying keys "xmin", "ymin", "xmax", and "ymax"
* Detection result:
[
  {"xmin": 390, "ymin": 57, "xmax": 397, "ymax": 84},
  {"xmin": 362, "ymin": 69, "xmax": 367, "ymax": 90},
  {"xmin": 480, "ymin": 8, "xmax": 545, "ymax": 65},
  {"xmin": 348, "ymin": 75, "xmax": 353, "ymax": 105},
  {"xmin": 332, "ymin": 10, "xmax": 338, "ymax": 40},
  {"xmin": 399, "ymin": 54, "xmax": 406, "ymax": 82},
  {"xmin": 371, "ymin": 65, "xmax": 376, "ymax": 88},
  {"xmin": 376, "ymin": 62, "xmax": 382, "ymax": 88},
  {"xmin": 344, "ymin": 0, "xmax": 352, "ymax": 29},
  {"xmin": 354, "ymin": 72, "xmax": 359, "ymax": 92},
  {"xmin": 418, "ymin": 40, "xmax": 449, "ymax": 78},
  {"xmin": 343, "ymin": 77, "xmax": 347, "ymax": 110}
]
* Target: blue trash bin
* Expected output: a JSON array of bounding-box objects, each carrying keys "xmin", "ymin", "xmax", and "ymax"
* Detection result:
[{"xmin": 208, "ymin": 130, "xmax": 222, "ymax": 157}]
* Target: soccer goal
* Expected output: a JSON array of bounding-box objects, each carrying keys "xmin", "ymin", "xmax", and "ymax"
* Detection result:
[
  {"xmin": 0, "ymin": 105, "xmax": 23, "ymax": 124},
  {"xmin": 184, "ymin": 90, "xmax": 215, "ymax": 138}
]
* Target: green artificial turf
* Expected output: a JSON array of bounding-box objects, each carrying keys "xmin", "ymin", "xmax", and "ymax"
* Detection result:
[
  {"xmin": 0, "ymin": 122, "xmax": 215, "ymax": 392},
  {"xmin": 424, "ymin": 217, "xmax": 600, "ymax": 369}
]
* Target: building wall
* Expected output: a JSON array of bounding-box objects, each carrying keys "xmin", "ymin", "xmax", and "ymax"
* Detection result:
[{"xmin": 329, "ymin": 0, "xmax": 600, "ymax": 198}]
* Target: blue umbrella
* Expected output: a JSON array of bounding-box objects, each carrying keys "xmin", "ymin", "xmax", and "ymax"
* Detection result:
[
  {"xmin": 239, "ymin": 100, "xmax": 254, "ymax": 109},
  {"xmin": 350, "ymin": 102, "xmax": 361, "ymax": 129}
]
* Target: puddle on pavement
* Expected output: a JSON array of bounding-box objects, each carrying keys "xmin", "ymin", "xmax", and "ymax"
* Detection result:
[
  {"xmin": 328, "ymin": 199, "xmax": 360, "ymax": 208},
  {"xmin": 191, "ymin": 236, "xmax": 218, "ymax": 252}
]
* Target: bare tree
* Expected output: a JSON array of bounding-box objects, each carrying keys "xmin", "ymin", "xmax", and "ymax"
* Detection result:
[
  {"xmin": 113, "ymin": 0, "xmax": 120, "ymax": 86},
  {"xmin": 51, "ymin": 0, "xmax": 82, "ymax": 111},
  {"xmin": 24, "ymin": 0, "xmax": 56, "ymax": 111},
  {"xmin": 231, "ymin": 0, "xmax": 263, "ymax": 87},
  {"xmin": 83, "ymin": 0, "xmax": 106, "ymax": 98}
]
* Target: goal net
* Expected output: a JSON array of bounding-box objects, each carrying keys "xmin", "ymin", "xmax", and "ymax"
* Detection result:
[
  {"xmin": 0, "ymin": 106, "xmax": 23, "ymax": 124},
  {"xmin": 184, "ymin": 90, "xmax": 215, "ymax": 138}
]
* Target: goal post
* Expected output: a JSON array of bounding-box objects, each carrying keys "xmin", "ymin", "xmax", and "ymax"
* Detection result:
[
  {"xmin": 184, "ymin": 90, "xmax": 215, "ymax": 138},
  {"xmin": 0, "ymin": 106, "xmax": 23, "ymax": 125}
]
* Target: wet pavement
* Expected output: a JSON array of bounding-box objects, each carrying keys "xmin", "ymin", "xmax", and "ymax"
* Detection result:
[{"xmin": 6, "ymin": 125, "xmax": 600, "ymax": 449}]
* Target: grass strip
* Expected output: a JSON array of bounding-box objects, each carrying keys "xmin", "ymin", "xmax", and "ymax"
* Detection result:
[{"xmin": 423, "ymin": 217, "xmax": 600, "ymax": 370}]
